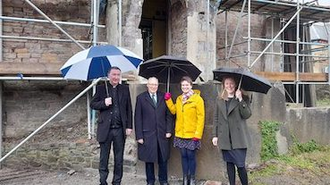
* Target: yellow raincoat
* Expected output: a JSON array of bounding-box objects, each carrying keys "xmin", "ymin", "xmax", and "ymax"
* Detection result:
[{"xmin": 165, "ymin": 90, "xmax": 205, "ymax": 139}]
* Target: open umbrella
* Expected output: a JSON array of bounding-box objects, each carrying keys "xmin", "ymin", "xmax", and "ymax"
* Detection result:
[
  {"xmin": 60, "ymin": 45, "xmax": 143, "ymax": 81},
  {"xmin": 138, "ymin": 55, "xmax": 201, "ymax": 91},
  {"xmin": 213, "ymin": 67, "xmax": 272, "ymax": 94},
  {"xmin": 60, "ymin": 44, "xmax": 143, "ymax": 139}
]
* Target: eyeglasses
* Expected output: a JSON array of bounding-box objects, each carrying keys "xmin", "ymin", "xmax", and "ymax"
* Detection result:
[{"xmin": 148, "ymin": 83, "xmax": 158, "ymax": 86}]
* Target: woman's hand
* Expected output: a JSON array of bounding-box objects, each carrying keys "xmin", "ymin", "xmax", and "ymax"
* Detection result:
[
  {"xmin": 212, "ymin": 137, "xmax": 218, "ymax": 146},
  {"xmin": 235, "ymin": 89, "xmax": 243, "ymax": 102},
  {"xmin": 164, "ymin": 92, "xmax": 171, "ymax": 100},
  {"xmin": 192, "ymin": 137, "xmax": 199, "ymax": 141}
]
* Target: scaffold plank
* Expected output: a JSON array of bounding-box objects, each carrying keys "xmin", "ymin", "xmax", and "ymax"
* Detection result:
[
  {"xmin": 255, "ymin": 71, "xmax": 328, "ymax": 82},
  {"xmin": 0, "ymin": 62, "xmax": 62, "ymax": 76}
]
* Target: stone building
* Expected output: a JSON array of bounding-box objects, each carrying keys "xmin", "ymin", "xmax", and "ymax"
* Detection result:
[{"xmin": 1, "ymin": 0, "xmax": 330, "ymax": 182}]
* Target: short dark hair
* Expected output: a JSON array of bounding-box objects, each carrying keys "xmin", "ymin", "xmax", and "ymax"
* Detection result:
[
  {"xmin": 108, "ymin": 66, "xmax": 121, "ymax": 73},
  {"xmin": 180, "ymin": 76, "xmax": 193, "ymax": 85}
]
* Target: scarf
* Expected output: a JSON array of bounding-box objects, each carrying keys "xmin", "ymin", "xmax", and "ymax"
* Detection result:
[{"xmin": 182, "ymin": 90, "xmax": 194, "ymax": 104}]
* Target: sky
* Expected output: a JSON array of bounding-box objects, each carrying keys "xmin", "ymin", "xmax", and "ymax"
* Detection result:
[
  {"xmin": 317, "ymin": 0, "xmax": 330, "ymax": 6},
  {"xmin": 290, "ymin": 0, "xmax": 330, "ymax": 6}
]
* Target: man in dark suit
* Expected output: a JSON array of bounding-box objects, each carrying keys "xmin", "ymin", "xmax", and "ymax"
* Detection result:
[
  {"xmin": 134, "ymin": 77, "xmax": 173, "ymax": 185},
  {"xmin": 90, "ymin": 66, "xmax": 133, "ymax": 185}
]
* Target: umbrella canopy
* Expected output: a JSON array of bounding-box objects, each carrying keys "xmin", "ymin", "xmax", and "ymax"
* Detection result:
[
  {"xmin": 213, "ymin": 67, "xmax": 272, "ymax": 94},
  {"xmin": 138, "ymin": 55, "xmax": 201, "ymax": 90},
  {"xmin": 60, "ymin": 45, "xmax": 143, "ymax": 81}
]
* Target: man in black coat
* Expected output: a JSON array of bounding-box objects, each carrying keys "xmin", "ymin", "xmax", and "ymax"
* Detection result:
[
  {"xmin": 90, "ymin": 66, "xmax": 133, "ymax": 185},
  {"xmin": 134, "ymin": 77, "xmax": 173, "ymax": 185}
]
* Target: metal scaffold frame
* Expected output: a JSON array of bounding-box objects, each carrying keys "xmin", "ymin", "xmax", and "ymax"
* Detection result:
[
  {"xmin": 0, "ymin": 0, "xmax": 122, "ymax": 164},
  {"xmin": 218, "ymin": 0, "xmax": 330, "ymax": 104}
]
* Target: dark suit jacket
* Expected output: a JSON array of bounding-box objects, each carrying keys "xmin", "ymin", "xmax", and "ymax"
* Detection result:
[
  {"xmin": 212, "ymin": 96, "xmax": 252, "ymax": 150},
  {"xmin": 90, "ymin": 82, "xmax": 132, "ymax": 142},
  {"xmin": 134, "ymin": 91, "xmax": 173, "ymax": 162}
]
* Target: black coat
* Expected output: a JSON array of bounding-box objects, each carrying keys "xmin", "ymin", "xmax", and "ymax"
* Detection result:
[
  {"xmin": 90, "ymin": 82, "xmax": 132, "ymax": 142},
  {"xmin": 134, "ymin": 91, "xmax": 173, "ymax": 162}
]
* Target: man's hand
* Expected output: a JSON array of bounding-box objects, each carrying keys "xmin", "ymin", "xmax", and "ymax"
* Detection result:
[
  {"xmin": 165, "ymin": 133, "xmax": 172, "ymax": 138},
  {"xmin": 137, "ymin": 139, "xmax": 144, "ymax": 144},
  {"xmin": 212, "ymin": 137, "xmax": 218, "ymax": 146},
  {"xmin": 126, "ymin": 128, "xmax": 132, "ymax": 136},
  {"xmin": 105, "ymin": 97, "xmax": 112, "ymax": 106}
]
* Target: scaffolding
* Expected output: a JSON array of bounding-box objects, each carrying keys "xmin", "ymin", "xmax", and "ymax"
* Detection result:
[
  {"xmin": 0, "ymin": 0, "xmax": 111, "ymax": 163},
  {"xmin": 217, "ymin": 0, "xmax": 330, "ymax": 104}
]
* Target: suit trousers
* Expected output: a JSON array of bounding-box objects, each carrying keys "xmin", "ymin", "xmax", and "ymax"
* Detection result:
[
  {"xmin": 145, "ymin": 143, "xmax": 168, "ymax": 184},
  {"xmin": 99, "ymin": 128, "xmax": 125, "ymax": 185}
]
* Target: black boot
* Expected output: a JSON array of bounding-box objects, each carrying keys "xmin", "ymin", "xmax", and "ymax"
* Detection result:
[
  {"xmin": 189, "ymin": 175, "xmax": 196, "ymax": 185},
  {"xmin": 183, "ymin": 175, "xmax": 188, "ymax": 185}
]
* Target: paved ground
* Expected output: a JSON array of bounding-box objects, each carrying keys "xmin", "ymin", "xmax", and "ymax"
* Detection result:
[{"xmin": 0, "ymin": 167, "xmax": 217, "ymax": 185}]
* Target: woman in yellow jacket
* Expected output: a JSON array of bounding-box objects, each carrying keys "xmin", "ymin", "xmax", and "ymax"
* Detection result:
[{"xmin": 164, "ymin": 76, "xmax": 205, "ymax": 185}]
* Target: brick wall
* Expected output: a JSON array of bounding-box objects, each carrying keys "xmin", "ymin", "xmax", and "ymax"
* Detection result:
[
  {"xmin": 216, "ymin": 11, "xmax": 282, "ymax": 71},
  {"xmin": 2, "ymin": 0, "xmax": 106, "ymax": 65}
]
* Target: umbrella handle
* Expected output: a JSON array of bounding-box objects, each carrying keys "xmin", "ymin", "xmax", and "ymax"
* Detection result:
[
  {"xmin": 238, "ymin": 75, "xmax": 243, "ymax": 90},
  {"xmin": 104, "ymin": 79, "xmax": 109, "ymax": 97},
  {"xmin": 167, "ymin": 68, "xmax": 170, "ymax": 92}
]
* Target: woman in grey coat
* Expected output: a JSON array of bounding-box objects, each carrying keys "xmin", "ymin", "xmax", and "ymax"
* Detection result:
[{"xmin": 212, "ymin": 76, "xmax": 252, "ymax": 185}]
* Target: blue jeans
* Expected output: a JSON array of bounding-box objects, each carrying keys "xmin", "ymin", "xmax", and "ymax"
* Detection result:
[{"xmin": 180, "ymin": 148, "xmax": 196, "ymax": 176}]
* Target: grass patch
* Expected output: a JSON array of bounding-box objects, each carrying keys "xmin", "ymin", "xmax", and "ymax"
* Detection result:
[
  {"xmin": 259, "ymin": 120, "xmax": 281, "ymax": 161},
  {"xmin": 251, "ymin": 121, "xmax": 330, "ymax": 182},
  {"xmin": 289, "ymin": 138, "xmax": 324, "ymax": 155},
  {"xmin": 316, "ymin": 98, "xmax": 330, "ymax": 107}
]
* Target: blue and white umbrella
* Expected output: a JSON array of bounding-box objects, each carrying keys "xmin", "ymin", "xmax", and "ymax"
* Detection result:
[{"xmin": 60, "ymin": 45, "xmax": 143, "ymax": 81}]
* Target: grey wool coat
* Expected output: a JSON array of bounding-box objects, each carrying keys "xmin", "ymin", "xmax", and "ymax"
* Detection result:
[{"xmin": 212, "ymin": 96, "xmax": 252, "ymax": 150}]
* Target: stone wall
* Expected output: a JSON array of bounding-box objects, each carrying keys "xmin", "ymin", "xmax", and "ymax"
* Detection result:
[
  {"xmin": 1, "ymin": 81, "xmax": 137, "ymax": 173},
  {"xmin": 2, "ymin": 81, "xmax": 87, "ymax": 138},
  {"xmin": 286, "ymin": 107, "xmax": 330, "ymax": 145},
  {"xmin": 170, "ymin": 1, "xmax": 188, "ymax": 57},
  {"xmin": 2, "ymin": 81, "xmax": 330, "ymax": 181}
]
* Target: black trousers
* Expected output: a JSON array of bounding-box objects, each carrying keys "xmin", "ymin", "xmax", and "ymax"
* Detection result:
[
  {"xmin": 145, "ymin": 144, "xmax": 168, "ymax": 184},
  {"xmin": 99, "ymin": 128, "xmax": 125, "ymax": 185}
]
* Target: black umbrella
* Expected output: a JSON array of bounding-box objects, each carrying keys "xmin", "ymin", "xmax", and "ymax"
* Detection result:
[
  {"xmin": 213, "ymin": 67, "xmax": 272, "ymax": 94},
  {"xmin": 139, "ymin": 55, "xmax": 202, "ymax": 91}
]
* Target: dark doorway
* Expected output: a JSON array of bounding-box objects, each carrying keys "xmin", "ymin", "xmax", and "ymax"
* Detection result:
[{"xmin": 139, "ymin": 0, "xmax": 168, "ymax": 60}]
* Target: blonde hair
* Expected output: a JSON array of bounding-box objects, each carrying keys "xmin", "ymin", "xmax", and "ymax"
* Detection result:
[{"xmin": 218, "ymin": 76, "xmax": 248, "ymax": 100}]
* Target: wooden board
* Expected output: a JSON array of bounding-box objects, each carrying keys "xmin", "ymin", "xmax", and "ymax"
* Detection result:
[
  {"xmin": 0, "ymin": 62, "xmax": 136, "ymax": 80},
  {"xmin": 255, "ymin": 71, "xmax": 328, "ymax": 82},
  {"xmin": 0, "ymin": 62, "xmax": 62, "ymax": 76},
  {"xmin": 0, "ymin": 62, "xmax": 327, "ymax": 82}
]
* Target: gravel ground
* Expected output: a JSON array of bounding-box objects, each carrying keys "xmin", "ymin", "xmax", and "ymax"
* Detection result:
[{"xmin": 0, "ymin": 167, "xmax": 213, "ymax": 185}]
